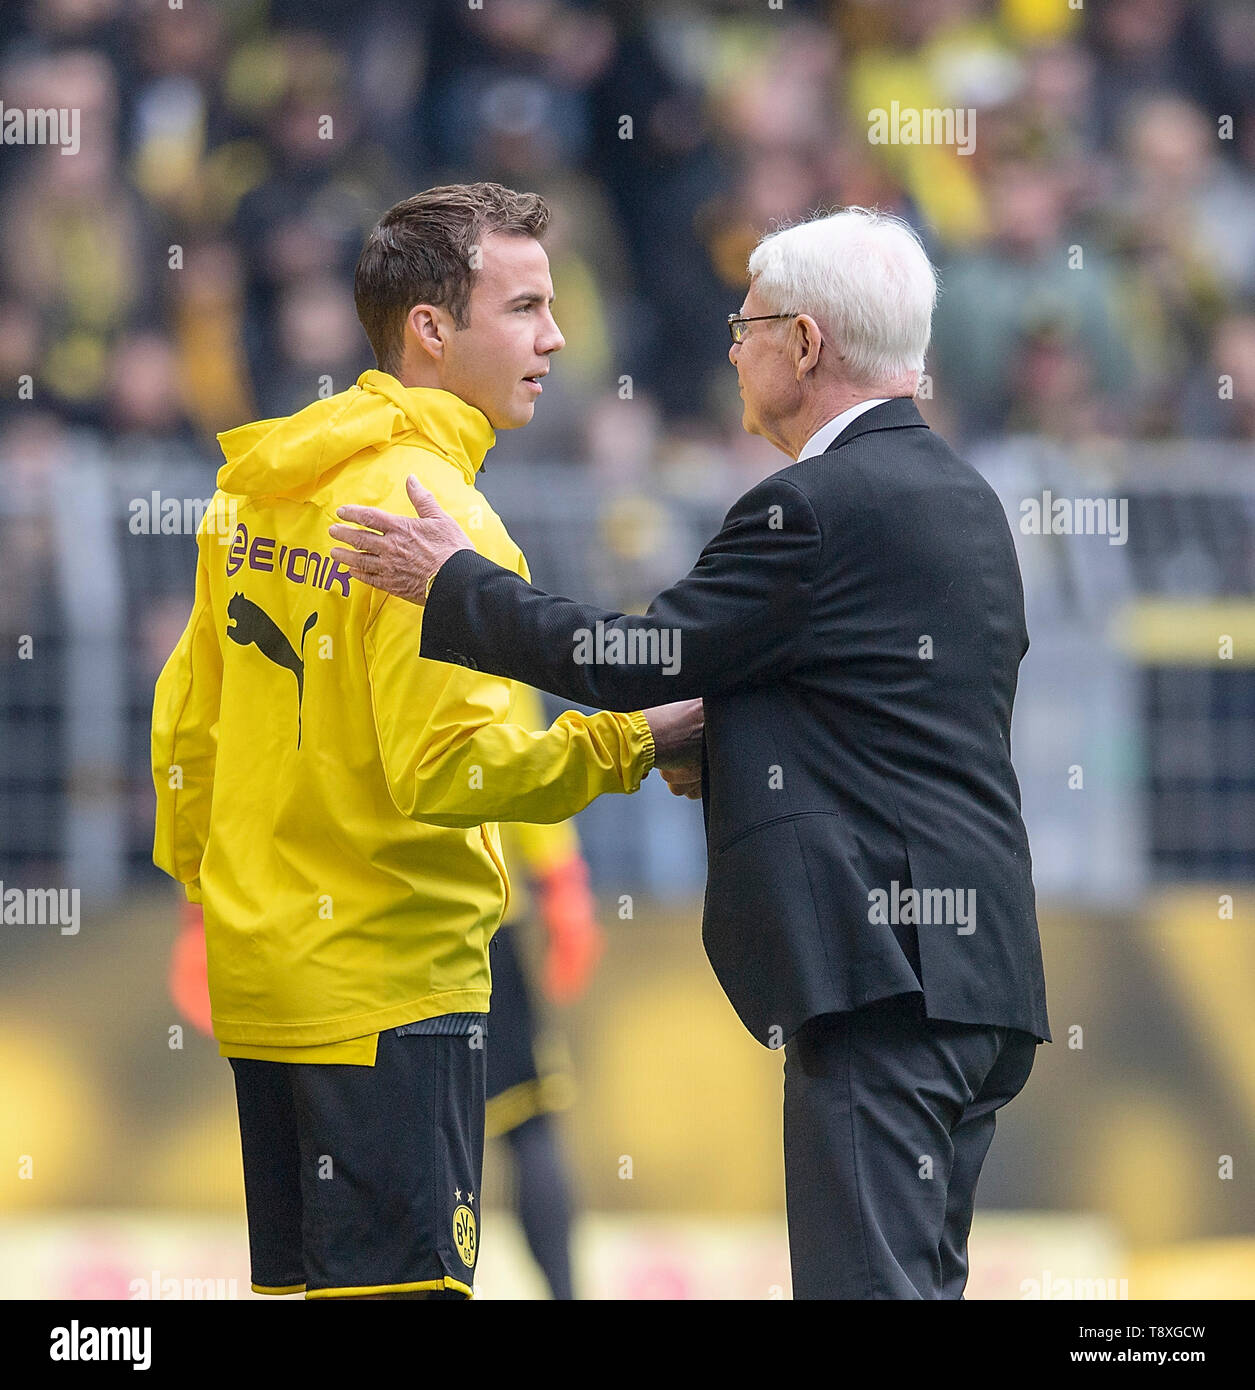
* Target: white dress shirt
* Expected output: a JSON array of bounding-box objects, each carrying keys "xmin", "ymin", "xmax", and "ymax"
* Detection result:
[{"xmin": 796, "ymin": 398, "xmax": 892, "ymax": 461}]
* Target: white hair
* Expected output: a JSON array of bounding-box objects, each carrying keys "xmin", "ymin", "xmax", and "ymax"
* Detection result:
[{"xmin": 746, "ymin": 206, "xmax": 940, "ymax": 387}]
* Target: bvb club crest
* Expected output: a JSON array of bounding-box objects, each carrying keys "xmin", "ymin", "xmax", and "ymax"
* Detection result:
[{"xmin": 453, "ymin": 1204, "xmax": 477, "ymax": 1268}]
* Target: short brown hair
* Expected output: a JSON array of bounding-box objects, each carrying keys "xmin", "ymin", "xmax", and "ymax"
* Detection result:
[{"xmin": 354, "ymin": 182, "xmax": 550, "ymax": 374}]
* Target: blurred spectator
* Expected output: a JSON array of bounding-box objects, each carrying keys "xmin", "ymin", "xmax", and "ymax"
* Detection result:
[
  {"xmin": 930, "ymin": 154, "xmax": 1135, "ymax": 439},
  {"xmin": 1120, "ymin": 95, "xmax": 1255, "ymax": 299},
  {"xmin": 1084, "ymin": 0, "xmax": 1244, "ymax": 151},
  {"xmin": 1, "ymin": 49, "xmax": 148, "ymax": 423},
  {"xmin": 1180, "ymin": 309, "xmax": 1255, "ymax": 441}
]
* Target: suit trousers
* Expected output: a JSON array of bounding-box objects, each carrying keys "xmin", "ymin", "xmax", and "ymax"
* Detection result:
[{"xmin": 783, "ymin": 991, "xmax": 1038, "ymax": 1299}]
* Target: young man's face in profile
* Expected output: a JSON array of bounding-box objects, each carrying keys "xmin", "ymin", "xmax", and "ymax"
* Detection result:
[{"xmin": 440, "ymin": 231, "xmax": 565, "ymax": 430}]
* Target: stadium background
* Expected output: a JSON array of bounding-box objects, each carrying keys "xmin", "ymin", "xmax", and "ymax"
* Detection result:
[{"xmin": 2, "ymin": 0, "xmax": 1253, "ymax": 1299}]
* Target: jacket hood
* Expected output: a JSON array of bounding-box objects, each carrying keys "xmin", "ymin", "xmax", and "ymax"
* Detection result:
[{"xmin": 215, "ymin": 370, "xmax": 496, "ymax": 498}]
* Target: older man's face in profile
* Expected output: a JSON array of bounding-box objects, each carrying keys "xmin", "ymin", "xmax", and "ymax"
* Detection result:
[{"xmin": 728, "ymin": 282, "xmax": 795, "ymax": 444}]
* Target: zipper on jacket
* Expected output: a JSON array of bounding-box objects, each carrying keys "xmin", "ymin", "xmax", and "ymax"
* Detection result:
[{"xmin": 480, "ymin": 824, "xmax": 512, "ymax": 919}]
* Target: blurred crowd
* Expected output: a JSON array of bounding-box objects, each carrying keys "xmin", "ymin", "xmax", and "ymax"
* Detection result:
[
  {"xmin": 2, "ymin": 0, "xmax": 1255, "ymax": 884},
  {"xmin": 4, "ymin": 0, "xmax": 1255, "ymax": 451}
]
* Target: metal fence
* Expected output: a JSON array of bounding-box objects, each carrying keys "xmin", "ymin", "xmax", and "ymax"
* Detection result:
[{"xmin": 2, "ymin": 433, "xmax": 1252, "ymax": 903}]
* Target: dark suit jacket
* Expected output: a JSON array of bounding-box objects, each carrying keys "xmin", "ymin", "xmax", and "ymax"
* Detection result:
[{"xmin": 421, "ymin": 398, "xmax": 1050, "ymax": 1048}]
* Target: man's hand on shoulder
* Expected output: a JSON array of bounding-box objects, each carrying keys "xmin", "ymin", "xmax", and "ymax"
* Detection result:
[
  {"xmin": 642, "ymin": 698, "xmax": 704, "ymax": 784},
  {"xmin": 329, "ymin": 475, "xmax": 473, "ymax": 606}
]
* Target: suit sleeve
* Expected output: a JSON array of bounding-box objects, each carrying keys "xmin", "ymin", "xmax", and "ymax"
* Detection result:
[
  {"xmin": 420, "ymin": 475, "xmax": 822, "ymax": 710},
  {"xmin": 365, "ymin": 584, "xmax": 655, "ymax": 830},
  {"xmin": 152, "ymin": 528, "xmax": 222, "ymax": 902}
]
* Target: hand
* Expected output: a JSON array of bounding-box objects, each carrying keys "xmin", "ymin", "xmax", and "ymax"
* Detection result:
[
  {"xmin": 328, "ymin": 475, "xmax": 473, "ymax": 606},
  {"xmin": 642, "ymin": 697, "xmax": 703, "ymax": 774},
  {"xmin": 660, "ymin": 765, "xmax": 702, "ymax": 800}
]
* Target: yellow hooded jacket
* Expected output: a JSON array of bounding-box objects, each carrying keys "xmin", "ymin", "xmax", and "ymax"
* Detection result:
[{"xmin": 151, "ymin": 370, "xmax": 654, "ymax": 1064}]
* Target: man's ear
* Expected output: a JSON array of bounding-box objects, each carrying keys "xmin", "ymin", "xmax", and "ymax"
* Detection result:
[
  {"xmin": 792, "ymin": 314, "xmax": 823, "ymax": 381},
  {"xmin": 406, "ymin": 304, "xmax": 447, "ymax": 362}
]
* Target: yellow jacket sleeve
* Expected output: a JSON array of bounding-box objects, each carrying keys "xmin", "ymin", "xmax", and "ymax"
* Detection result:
[
  {"xmin": 500, "ymin": 682, "xmax": 582, "ymax": 873},
  {"xmin": 151, "ymin": 528, "xmax": 223, "ymax": 902},
  {"xmin": 365, "ymin": 591, "xmax": 655, "ymax": 829}
]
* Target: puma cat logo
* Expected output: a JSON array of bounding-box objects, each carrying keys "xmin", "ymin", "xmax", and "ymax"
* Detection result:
[{"xmin": 226, "ymin": 593, "xmax": 318, "ymax": 747}]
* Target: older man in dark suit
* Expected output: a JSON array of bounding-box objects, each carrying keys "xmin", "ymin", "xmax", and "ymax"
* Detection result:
[{"xmin": 329, "ymin": 205, "xmax": 1050, "ymax": 1300}]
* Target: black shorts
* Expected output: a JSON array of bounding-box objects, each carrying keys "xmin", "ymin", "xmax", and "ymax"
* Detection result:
[{"xmin": 228, "ymin": 1027, "xmax": 485, "ymax": 1299}]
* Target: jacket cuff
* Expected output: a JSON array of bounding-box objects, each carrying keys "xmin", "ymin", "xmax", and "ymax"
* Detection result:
[{"xmin": 626, "ymin": 709, "xmax": 656, "ymax": 784}]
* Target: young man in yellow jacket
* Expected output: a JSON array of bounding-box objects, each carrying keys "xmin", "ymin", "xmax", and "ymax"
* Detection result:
[{"xmin": 151, "ymin": 183, "xmax": 701, "ymax": 1300}]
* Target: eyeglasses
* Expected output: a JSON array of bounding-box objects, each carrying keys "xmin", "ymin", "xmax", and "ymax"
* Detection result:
[{"xmin": 727, "ymin": 312, "xmax": 796, "ymax": 344}]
